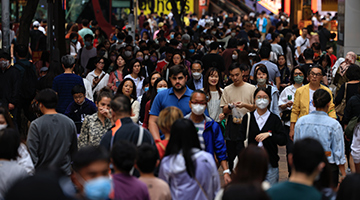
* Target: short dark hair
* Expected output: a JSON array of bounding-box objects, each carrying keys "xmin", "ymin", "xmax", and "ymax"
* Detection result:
[
  {"xmin": 190, "ymin": 90, "xmax": 208, "ymax": 101},
  {"xmin": 191, "ymin": 60, "xmax": 203, "ymax": 69},
  {"xmin": 239, "ymin": 63, "xmax": 250, "ymax": 72},
  {"xmin": 84, "ymin": 34, "xmax": 94, "ymax": 41},
  {"xmin": 111, "ymin": 95, "xmax": 132, "ymax": 115},
  {"xmin": 166, "ymin": 46, "xmax": 175, "ymax": 54},
  {"xmin": 71, "ymin": 85, "xmax": 86, "ymax": 95},
  {"xmin": 74, "ymin": 64, "xmax": 84, "ymax": 77},
  {"xmin": 346, "ymin": 64, "xmax": 360, "ymax": 81},
  {"xmin": 96, "ymin": 87, "xmax": 113, "ymax": 103},
  {"xmin": 169, "ymin": 64, "xmax": 188, "ymax": 78},
  {"xmin": 223, "ymin": 183, "xmax": 270, "ymax": 200},
  {"xmin": 303, "ymin": 48, "xmax": 314, "ymax": 60},
  {"xmin": 254, "ymin": 87, "xmax": 272, "ymax": 104},
  {"xmin": 70, "ymin": 33, "xmax": 78, "ymax": 40},
  {"xmin": 0, "ymin": 128, "xmax": 20, "ymax": 160},
  {"xmin": 72, "ymin": 146, "xmax": 109, "ymax": 172},
  {"xmin": 313, "ymin": 89, "xmax": 331, "ymax": 108},
  {"xmin": 35, "ymin": 89, "xmax": 58, "ymax": 109},
  {"xmin": 0, "ymin": 50, "xmax": 11, "ymax": 60},
  {"xmin": 336, "ymin": 173, "xmax": 360, "ymax": 200},
  {"xmin": 229, "ymin": 62, "xmax": 241, "ymax": 72},
  {"xmin": 209, "ymin": 42, "xmax": 220, "ymax": 51},
  {"xmin": 15, "ymin": 44, "xmax": 28, "ymax": 58},
  {"xmin": 81, "ymin": 19, "xmax": 89, "ymax": 26},
  {"xmin": 259, "ymin": 47, "xmax": 271, "ymax": 59},
  {"xmin": 111, "ymin": 140, "xmax": 137, "ymax": 173},
  {"xmin": 255, "ymin": 64, "xmax": 269, "ymax": 84},
  {"xmin": 271, "ymin": 32, "xmax": 279, "ymax": 41},
  {"xmin": 292, "ymin": 138, "xmax": 325, "ymax": 175},
  {"xmin": 136, "ymin": 144, "xmax": 159, "ymax": 173}
]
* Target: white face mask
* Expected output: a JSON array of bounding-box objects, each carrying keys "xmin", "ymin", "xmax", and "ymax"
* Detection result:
[
  {"xmin": 192, "ymin": 72, "xmax": 202, "ymax": 80},
  {"xmin": 0, "ymin": 124, "xmax": 7, "ymax": 130},
  {"xmin": 232, "ymin": 54, "xmax": 238, "ymax": 60},
  {"xmin": 255, "ymin": 98, "xmax": 269, "ymax": 109},
  {"xmin": 257, "ymin": 78, "xmax": 267, "ymax": 85},
  {"xmin": 191, "ymin": 104, "xmax": 206, "ymax": 115}
]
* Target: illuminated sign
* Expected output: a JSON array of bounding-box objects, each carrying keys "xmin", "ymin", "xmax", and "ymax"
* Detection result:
[
  {"xmin": 257, "ymin": 0, "xmax": 282, "ymax": 15},
  {"xmin": 138, "ymin": 0, "xmax": 194, "ymax": 15}
]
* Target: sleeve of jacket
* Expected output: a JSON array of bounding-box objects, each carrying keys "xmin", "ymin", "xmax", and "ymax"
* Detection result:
[
  {"xmin": 26, "ymin": 122, "xmax": 40, "ymax": 166},
  {"xmin": 290, "ymin": 89, "xmax": 301, "ymax": 123},
  {"xmin": 78, "ymin": 116, "xmax": 90, "ymax": 149},
  {"xmin": 11, "ymin": 69, "xmax": 21, "ymax": 106},
  {"xmin": 327, "ymin": 89, "xmax": 336, "ymax": 119},
  {"xmin": 64, "ymin": 102, "xmax": 74, "ymax": 118},
  {"xmin": 273, "ymin": 115, "xmax": 287, "ymax": 146},
  {"xmin": 212, "ymin": 122, "xmax": 227, "ymax": 162},
  {"xmin": 99, "ymin": 130, "xmax": 112, "ymax": 152},
  {"xmin": 332, "ymin": 123, "xmax": 346, "ymax": 165}
]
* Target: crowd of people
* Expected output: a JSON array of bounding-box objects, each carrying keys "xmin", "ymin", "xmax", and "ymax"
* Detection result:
[{"xmin": 1, "ymin": 9, "xmax": 360, "ymax": 200}]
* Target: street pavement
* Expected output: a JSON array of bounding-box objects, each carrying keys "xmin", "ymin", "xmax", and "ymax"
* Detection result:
[{"xmin": 219, "ymin": 146, "xmax": 288, "ymax": 187}]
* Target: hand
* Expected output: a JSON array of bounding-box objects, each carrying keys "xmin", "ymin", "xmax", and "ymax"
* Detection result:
[
  {"xmin": 289, "ymin": 129, "xmax": 294, "ymax": 141},
  {"xmin": 280, "ymin": 83, "xmax": 288, "ymax": 88},
  {"xmin": 345, "ymin": 135, "xmax": 351, "ymax": 142},
  {"xmin": 8, "ymin": 103, "xmax": 15, "ymax": 110},
  {"xmin": 286, "ymin": 101, "xmax": 293, "ymax": 107},
  {"xmin": 93, "ymin": 78, "xmax": 100, "ymax": 86},
  {"xmin": 223, "ymin": 173, "xmax": 231, "ymax": 185},
  {"xmin": 107, "ymin": 82, "xmax": 114, "ymax": 88},
  {"xmin": 235, "ymin": 102, "xmax": 244, "ymax": 108},
  {"xmin": 219, "ymin": 113, "xmax": 225, "ymax": 121},
  {"xmin": 255, "ymin": 132, "xmax": 270, "ymax": 142},
  {"xmin": 99, "ymin": 108, "xmax": 112, "ymax": 118}
]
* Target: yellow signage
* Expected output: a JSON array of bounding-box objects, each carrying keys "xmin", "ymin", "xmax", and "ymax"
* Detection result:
[{"xmin": 138, "ymin": 0, "xmax": 194, "ymax": 15}]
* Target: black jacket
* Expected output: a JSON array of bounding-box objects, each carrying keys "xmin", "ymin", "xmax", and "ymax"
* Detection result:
[
  {"xmin": 100, "ymin": 117, "xmax": 154, "ymax": 151},
  {"xmin": 186, "ymin": 77, "xmax": 204, "ymax": 91},
  {"xmin": 0, "ymin": 66, "xmax": 21, "ymax": 107},
  {"xmin": 239, "ymin": 111, "xmax": 287, "ymax": 168}
]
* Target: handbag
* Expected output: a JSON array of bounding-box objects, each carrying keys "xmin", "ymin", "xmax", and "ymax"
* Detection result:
[
  {"xmin": 335, "ymin": 83, "xmax": 347, "ymax": 121},
  {"xmin": 281, "ymin": 110, "xmax": 292, "ymax": 122}
]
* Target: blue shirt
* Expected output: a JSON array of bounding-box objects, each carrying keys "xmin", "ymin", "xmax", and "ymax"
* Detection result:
[
  {"xmin": 294, "ymin": 111, "xmax": 346, "ymax": 165},
  {"xmin": 150, "ymin": 86, "xmax": 193, "ymax": 116},
  {"xmin": 52, "ymin": 73, "xmax": 84, "ymax": 114},
  {"xmin": 193, "ymin": 76, "xmax": 204, "ymax": 90}
]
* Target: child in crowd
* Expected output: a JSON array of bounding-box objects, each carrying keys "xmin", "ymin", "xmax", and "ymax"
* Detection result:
[{"xmin": 64, "ymin": 85, "xmax": 97, "ymax": 134}]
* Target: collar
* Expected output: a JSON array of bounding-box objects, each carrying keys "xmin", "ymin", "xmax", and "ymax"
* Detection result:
[
  {"xmin": 254, "ymin": 109, "xmax": 270, "ymax": 120},
  {"xmin": 169, "ymin": 86, "xmax": 192, "ymax": 97},
  {"xmin": 310, "ymin": 110, "xmax": 328, "ymax": 115},
  {"xmin": 90, "ymin": 70, "xmax": 105, "ymax": 76},
  {"xmin": 184, "ymin": 113, "xmax": 212, "ymax": 123}
]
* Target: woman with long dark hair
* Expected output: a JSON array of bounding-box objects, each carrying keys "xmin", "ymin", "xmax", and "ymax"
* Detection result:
[
  {"xmin": 159, "ymin": 119, "xmax": 220, "ymax": 199},
  {"xmin": 115, "ymin": 78, "xmax": 140, "ymax": 123},
  {"xmin": 277, "ymin": 54, "xmax": 291, "ymax": 92},
  {"xmin": 203, "ymin": 67, "xmax": 223, "ymax": 122},
  {"xmin": 124, "ymin": 59, "xmax": 145, "ymax": 98},
  {"xmin": 108, "ymin": 55, "xmax": 127, "ymax": 92}
]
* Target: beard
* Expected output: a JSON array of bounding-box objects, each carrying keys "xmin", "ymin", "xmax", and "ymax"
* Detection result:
[{"xmin": 173, "ymin": 84, "xmax": 185, "ymax": 92}]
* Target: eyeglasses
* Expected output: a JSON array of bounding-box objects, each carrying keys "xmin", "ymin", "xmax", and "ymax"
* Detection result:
[
  {"xmin": 309, "ymin": 72, "xmax": 322, "ymax": 77},
  {"xmin": 190, "ymin": 101, "xmax": 207, "ymax": 105}
]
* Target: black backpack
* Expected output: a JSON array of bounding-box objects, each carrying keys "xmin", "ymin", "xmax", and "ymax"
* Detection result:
[{"xmin": 17, "ymin": 61, "xmax": 37, "ymax": 100}]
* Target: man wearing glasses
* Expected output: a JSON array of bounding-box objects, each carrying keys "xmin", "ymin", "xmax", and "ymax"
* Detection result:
[
  {"xmin": 289, "ymin": 65, "xmax": 336, "ymax": 141},
  {"xmin": 185, "ymin": 90, "xmax": 231, "ymax": 185}
]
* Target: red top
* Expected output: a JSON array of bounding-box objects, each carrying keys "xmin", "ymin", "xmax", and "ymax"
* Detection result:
[
  {"xmin": 155, "ymin": 139, "xmax": 169, "ymax": 160},
  {"xmin": 142, "ymin": 100, "xmax": 151, "ymax": 129},
  {"xmin": 155, "ymin": 59, "xmax": 168, "ymax": 72}
]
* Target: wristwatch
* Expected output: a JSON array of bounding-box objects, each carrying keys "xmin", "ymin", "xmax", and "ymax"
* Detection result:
[
  {"xmin": 223, "ymin": 169, "xmax": 231, "ymax": 175},
  {"xmin": 268, "ymin": 132, "xmax": 272, "ymax": 137}
]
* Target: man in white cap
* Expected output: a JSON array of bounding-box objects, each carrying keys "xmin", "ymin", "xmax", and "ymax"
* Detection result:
[{"xmin": 29, "ymin": 21, "xmax": 46, "ymax": 52}]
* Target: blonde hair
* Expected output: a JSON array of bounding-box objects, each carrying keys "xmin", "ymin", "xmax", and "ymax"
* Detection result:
[{"xmin": 157, "ymin": 106, "xmax": 183, "ymax": 133}]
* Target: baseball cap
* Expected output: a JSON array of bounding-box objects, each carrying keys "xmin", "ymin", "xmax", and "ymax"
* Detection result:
[{"xmin": 33, "ymin": 21, "xmax": 40, "ymax": 27}]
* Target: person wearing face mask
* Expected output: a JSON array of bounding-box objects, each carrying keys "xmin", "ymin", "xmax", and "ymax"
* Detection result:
[
  {"xmin": 278, "ymin": 66, "xmax": 304, "ymax": 177},
  {"xmin": 71, "ymin": 146, "xmax": 112, "ymax": 200},
  {"xmin": 111, "ymin": 140, "xmax": 150, "ymax": 200},
  {"xmin": 64, "ymin": 85, "xmax": 98, "ymax": 134},
  {"xmin": 79, "ymin": 34, "xmax": 97, "ymax": 72},
  {"xmin": 86, "ymin": 44, "xmax": 111, "ymax": 73},
  {"xmin": 255, "ymin": 65, "xmax": 280, "ymax": 117},
  {"xmin": 69, "ymin": 33, "xmax": 81, "ymax": 58},
  {"xmin": 0, "ymin": 51, "xmax": 20, "ymax": 126},
  {"xmin": 239, "ymin": 87, "xmax": 287, "ymax": 185},
  {"xmin": 201, "ymin": 42, "xmax": 226, "ymax": 75},
  {"xmin": 110, "ymin": 32, "xmax": 126, "ymax": 52},
  {"xmin": 184, "ymin": 90, "xmax": 231, "ymax": 185},
  {"xmin": 186, "ymin": 61, "xmax": 204, "ymax": 90}
]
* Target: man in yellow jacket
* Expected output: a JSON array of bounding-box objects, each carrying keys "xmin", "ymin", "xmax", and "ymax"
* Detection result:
[{"xmin": 290, "ymin": 65, "xmax": 336, "ymax": 140}]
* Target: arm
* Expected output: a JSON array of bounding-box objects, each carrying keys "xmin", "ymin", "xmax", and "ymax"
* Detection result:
[
  {"xmin": 289, "ymin": 122, "xmax": 296, "ymax": 141},
  {"xmin": 275, "ymin": 76, "xmax": 281, "ymax": 90},
  {"xmin": 213, "ymin": 124, "xmax": 231, "ymax": 184},
  {"xmin": 328, "ymin": 92, "xmax": 337, "ymax": 119},
  {"xmin": 322, "ymin": 76, "xmax": 328, "ymax": 86},
  {"xmin": 78, "ymin": 116, "xmax": 90, "ymax": 149},
  {"xmin": 220, "ymin": 90, "xmax": 232, "ymax": 114},
  {"xmin": 26, "ymin": 122, "xmax": 39, "ymax": 166},
  {"xmin": 332, "ymin": 124, "xmax": 347, "ymax": 176},
  {"xmin": 334, "ymin": 84, "xmax": 345, "ymax": 106},
  {"xmin": 70, "ymin": 123, "xmax": 78, "ymax": 159},
  {"xmin": 148, "ymin": 115, "xmax": 160, "ymax": 140},
  {"xmin": 130, "ymin": 100, "xmax": 140, "ymax": 123}
]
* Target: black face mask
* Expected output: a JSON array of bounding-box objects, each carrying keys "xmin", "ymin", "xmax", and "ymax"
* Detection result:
[{"xmin": 99, "ymin": 50, "xmax": 106, "ymax": 56}]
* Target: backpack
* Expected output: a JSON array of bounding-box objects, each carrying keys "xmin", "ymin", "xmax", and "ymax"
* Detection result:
[{"xmin": 17, "ymin": 61, "xmax": 37, "ymax": 100}]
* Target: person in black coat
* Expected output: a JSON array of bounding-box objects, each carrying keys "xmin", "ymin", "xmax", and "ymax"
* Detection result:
[
  {"xmin": 239, "ymin": 87, "xmax": 287, "ymax": 185},
  {"xmin": 186, "ymin": 60, "xmax": 204, "ymax": 90}
]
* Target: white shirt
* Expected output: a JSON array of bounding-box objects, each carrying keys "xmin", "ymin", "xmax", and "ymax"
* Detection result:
[
  {"xmin": 124, "ymin": 74, "xmax": 144, "ymax": 98},
  {"xmin": 295, "ymin": 36, "xmax": 310, "ymax": 58},
  {"xmin": 86, "ymin": 70, "xmax": 110, "ymax": 94},
  {"xmin": 83, "ymin": 78, "xmax": 94, "ymax": 102},
  {"xmin": 254, "ymin": 109, "xmax": 271, "ymax": 130},
  {"xmin": 309, "ymin": 88, "xmax": 316, "ymax": 113},
  {"xmin": 278, "ymin": 85, "xmax": 302, "ymax": 126}
]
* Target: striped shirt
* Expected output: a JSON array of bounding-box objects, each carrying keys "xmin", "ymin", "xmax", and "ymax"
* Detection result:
[{"xmin": 194, "ymin": 120, "xmax": 206, "ymax": 150}]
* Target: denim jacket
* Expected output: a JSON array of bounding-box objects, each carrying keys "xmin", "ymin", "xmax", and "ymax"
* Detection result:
[{"xmin": 294, "ymin": 111, "xmax": 346, "ymax": 165}]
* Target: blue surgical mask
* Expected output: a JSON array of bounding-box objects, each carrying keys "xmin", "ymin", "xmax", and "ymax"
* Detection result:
[
  {"xmin": 85, "ymin": 41, "xmax": 92, "ymax": 47},
  {"xmin": 189, "ymin": 49, "xmax": 195, "ymax": 54},
  {"xmin": 144, "ymin": 87, "xmax": 149, "ymax": 92},
  {"xmin": 157, "ymin": 88, "xmax": 167, "ymax": 93},
  {"xmin": 71, "ymin": 39, "xmax": 77, "ymax": 43},
  {"xmin": 170, "ymin": 34, "xmax": 174, "ymax": 39},
  {"xmin": 83, "ymin": 176, "xmax": 112, "ymax": 200},
  {"xmin": 197, "ymin": 25, "xmax": 200, "ymax": 29}
]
